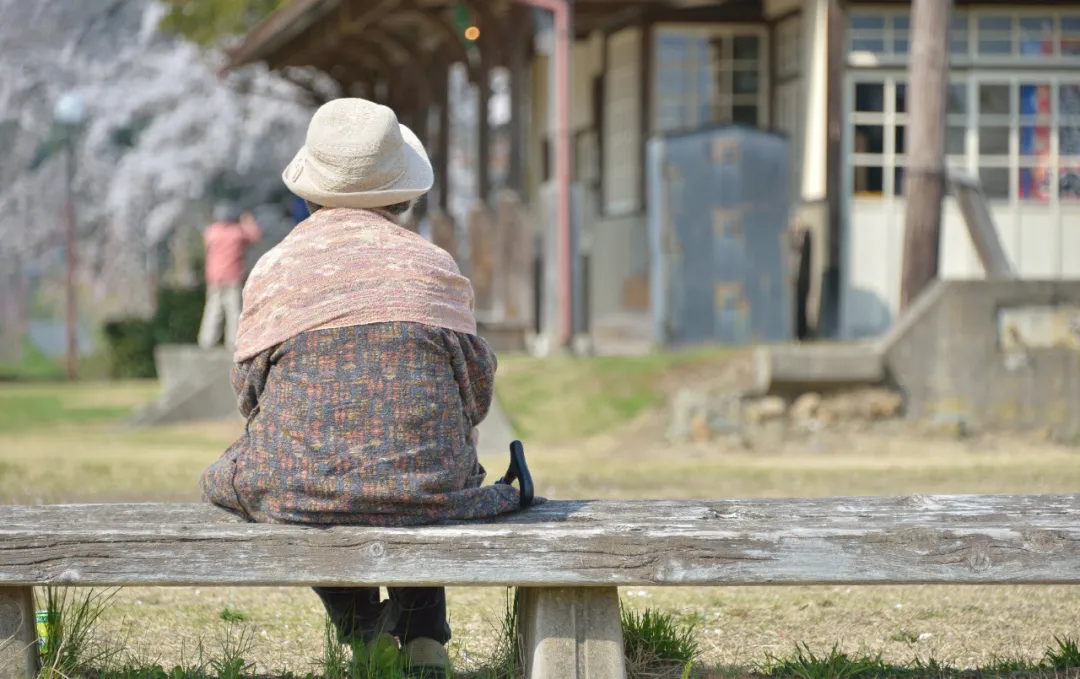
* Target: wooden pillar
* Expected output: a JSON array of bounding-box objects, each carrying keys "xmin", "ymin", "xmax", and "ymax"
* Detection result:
[
  {"xmin": 900, "ymin": 0, "xmax": 953, "ymax": 311},
  {"xmin": 477, "ymin": 64, "xmax": 492, "ymax": 202},
  {"xmin": 0, "ymin": 586, "xmax": 38, "ymax": 679},
  {"xmin": 506, "ymin": 5, "xmax": 532, "ymax": 194},
  {"xmin": 436, "ymin": 64, "xmax": 452, "ymax": 212}
]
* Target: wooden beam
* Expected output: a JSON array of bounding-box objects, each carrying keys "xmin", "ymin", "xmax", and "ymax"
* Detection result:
[
  {"xmin": 399, "ymin": 0, "xmax": 480, "ymax": 81},
  {"xmin": 1, "ymin": 495, "xmax": 1078, "ymax": 587}
]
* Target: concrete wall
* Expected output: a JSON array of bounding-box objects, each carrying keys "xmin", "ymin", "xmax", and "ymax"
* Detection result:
[
  {"xmin": 884, "ymin": 280, "xmax": 1080, "ymax": 440},
  {"xmin": 844, "ymin": 200, "xmax": 1080, "ymax": 338}
]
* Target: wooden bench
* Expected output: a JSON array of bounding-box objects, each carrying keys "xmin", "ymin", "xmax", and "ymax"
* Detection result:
[{"xmin": 2, "ymin": 494, "xmax": 1079, "ymax": 679}]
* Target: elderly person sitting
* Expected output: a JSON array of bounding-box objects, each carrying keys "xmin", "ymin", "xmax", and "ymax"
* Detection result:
[{"xmin": 200, "ymin": 98, "xmax": 533, "ymax": 678}]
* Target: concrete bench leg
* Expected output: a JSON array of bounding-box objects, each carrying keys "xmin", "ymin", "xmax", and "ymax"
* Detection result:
[
  {"xmin": 0, "ymin": 587, "xmax": 37, "ymax": 679},
  {"xmin": 518, "ymin": 586, "xmax": 626, "ymax": 679}
]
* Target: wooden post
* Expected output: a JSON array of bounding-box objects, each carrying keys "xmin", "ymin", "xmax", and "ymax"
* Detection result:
[
  {"xmin": 900, "ymin": 0, "xmax": 953, "ymax": 311},
  {"xmin": 0, "ymin": 587, "xmax": 37, "ymax": 679},
  {"xmin": 437, "ymin": 70, "xmax": 452, "ymax": 212},
  {"xmin": 477, "ymin": 66, "xmax": 492, "ymax": 202}
]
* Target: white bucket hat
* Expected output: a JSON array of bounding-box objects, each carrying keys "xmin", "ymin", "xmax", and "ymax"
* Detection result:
[{"xmin": 282, "ymin": 98, "xmax": 434, "ymax": 209}]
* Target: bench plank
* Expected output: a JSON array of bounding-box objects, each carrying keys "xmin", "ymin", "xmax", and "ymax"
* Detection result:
[{"xmin": 0, "ymin": 495, "xmax": 1077, "ymax": 587}]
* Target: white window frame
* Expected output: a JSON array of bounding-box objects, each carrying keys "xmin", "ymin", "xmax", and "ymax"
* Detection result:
[
  {"xmin": 848, "ymin": 6, "xmax": 1080, "ymax": 69},
  {"xmin": 844, "ymin": 69, "xmax": 1080, "ymax": 205},
  {"xmin": 651, "ymin": 23, "xmax": 771, "ymax": 134}
]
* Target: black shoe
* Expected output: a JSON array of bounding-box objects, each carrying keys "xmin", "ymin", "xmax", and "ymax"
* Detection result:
[{"xmin": 501, "ymin": 440, "xmax": 534, "ymax": 509}]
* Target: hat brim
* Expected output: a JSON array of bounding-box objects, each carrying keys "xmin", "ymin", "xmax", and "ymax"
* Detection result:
[{"xmin": 282, "ymin": 123, "xmax": 434, "ymax": 210}]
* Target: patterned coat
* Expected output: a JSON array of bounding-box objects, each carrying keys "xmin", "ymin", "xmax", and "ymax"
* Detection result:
[{"xmin": 200, "ymin": 322, "xmax": 522, "ymax": 526}]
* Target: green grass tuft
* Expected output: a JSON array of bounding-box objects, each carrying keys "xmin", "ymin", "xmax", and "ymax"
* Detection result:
[
  {"xmin": 217, "ymin": 607, "xmax": 247, "ymax": 624},
  {"xmin": 622, "ymin": 606, "xmax": 700, "ymax": 679},
  {"xmin": 36, "ymin": 586, "xmax": 127, "ymax": 678},
  {"xmin": 1046, "ymin": 636, "xmax": 1080, "ymax": 671},
  {"xmin": 764, "ymin": 644, "xmax": 891, "ymax": 679}
]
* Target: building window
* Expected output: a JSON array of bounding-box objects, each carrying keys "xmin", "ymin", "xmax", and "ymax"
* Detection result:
[
  {"xmin": 849, "ymin": 10, "xmax": 1080, "ymax": 63},
  {"xmin": 850, "ymin": 74, "xmax": 1080, "ymax": 203},
  {"xmin": 652, "ymin": 25, "xmax": 769, "ymax": 134}
]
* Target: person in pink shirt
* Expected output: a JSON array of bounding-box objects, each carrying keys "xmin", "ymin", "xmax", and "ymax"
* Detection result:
[{"xmin": 198, "ymin": 204, "xmax": 262, "ymax": 350}]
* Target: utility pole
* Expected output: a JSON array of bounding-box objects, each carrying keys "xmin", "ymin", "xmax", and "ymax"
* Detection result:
[
  {"xmin": 64, "ymin": 138, "xmax": 78, "ymax": 381},
  {"xmin": 900, "ymin": 0, "xmax": 952, "ymax": 311}
]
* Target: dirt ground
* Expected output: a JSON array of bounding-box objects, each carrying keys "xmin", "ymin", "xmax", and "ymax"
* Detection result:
[{"xmin": 2, "ymin": 377, "xmax": 1079, "ymax": 674}]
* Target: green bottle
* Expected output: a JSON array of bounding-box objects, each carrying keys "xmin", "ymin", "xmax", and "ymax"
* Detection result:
[{"xmin": 35, "ymin": 610, "xmax": 55, "ymax": 657}]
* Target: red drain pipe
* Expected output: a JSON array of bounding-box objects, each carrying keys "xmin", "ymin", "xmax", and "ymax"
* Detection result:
[{"xmin": 512, "ymin": 0, "xmax": 572, "ymax": 348}]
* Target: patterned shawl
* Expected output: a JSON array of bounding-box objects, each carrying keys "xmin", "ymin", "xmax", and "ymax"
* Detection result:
[{"xmin": 233, "ymin": 207, "xmax": 476, "ymax": 362}]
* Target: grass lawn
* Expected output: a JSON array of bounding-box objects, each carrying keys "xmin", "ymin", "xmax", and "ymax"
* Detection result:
[{"xmin": 1, "ymin": 362, "xmax": 1079, "ymax": 677}]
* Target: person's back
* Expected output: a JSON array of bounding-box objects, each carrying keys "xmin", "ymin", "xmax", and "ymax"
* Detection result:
[{"xmin": 198, "ymin": 99, "xmax": 534, "ymax": 677}]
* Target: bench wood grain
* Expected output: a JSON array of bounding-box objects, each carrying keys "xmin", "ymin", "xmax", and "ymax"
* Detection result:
[
  {"xmin": 2, "ymin": 494, "xmax": 1078, "ymax": 679},
  {"xmin": 1, "ymin": 495, "xmax": 1078, "ymax": 588}
]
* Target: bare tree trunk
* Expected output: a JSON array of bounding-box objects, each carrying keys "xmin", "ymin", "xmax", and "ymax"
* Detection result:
[{"xmin": 900, "ymin": 0, "xmax": 953, "ymax": 311}]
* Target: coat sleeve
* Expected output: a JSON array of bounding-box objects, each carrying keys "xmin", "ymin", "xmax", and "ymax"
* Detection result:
[
  {"xmin": 452, "ymin": 332, "xmax": 498, "ymax": 428},
  {"xmin": 231, "ymin": 350, "xmax": 273, "ymax": 420}
]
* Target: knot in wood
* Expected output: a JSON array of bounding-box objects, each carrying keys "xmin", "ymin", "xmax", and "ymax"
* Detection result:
[
  {"xmin": 368, "ymin": 542, "xmax": 385, "ymax": 558},
  {"xmin": 901, "ymin": 494, "xmax": 936, "ymax": 509},
  {"xmin": 968, "ymin": 550, "xmax": 992, "ymax": 573}
]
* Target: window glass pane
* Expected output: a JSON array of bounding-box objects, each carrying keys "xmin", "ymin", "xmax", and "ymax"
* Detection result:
[
  {"xmin": 951, "ymin": 15, "xmax": 968, "ymax": 30},
  {"xmin": 732, "ymin": 105, "xmax": 758, "ymax": 125},
  {"xmin": 947, "ymin": 84, "xmax": 967, "ymax": 114},
  {"xmin": 1019, "ymin": 83, "xmax": 1052, "ymax": 118},
  {"xmin": 1019, "ymin": 167, "xmax": 1052, "ymax": 202},
  {"xmin": 894, "ymin": 38, "xmax": 909, "ymax": 54},
  {"xmin": 1062, "ymin": 125, "xmax": 1080, "ymax": 157},
  {"xmin": 979, "ymin": 126, "xmax": 1010, "ymax": 155},
  {"xmin": 855, "ymin": 83, "xmax": 885, "ymax": 112},
  {"xmin": 851, "ymin": 14, "xmax": 886, "ymax": 30},
  {"xmin": 950, "ymin": 38, "xmax": 969, "ymax": 55},
  {"xmin": 1061, "ymin": 166, "xmax": 1080, "ymax": 200},
  {"xmin": 979, "ymin": 167, "xmax": 1010, "ymax": 199},
  {"xmin": 854, "ymin": 165, "xmax": 885, "ymax": 194},
  {"xmin": 978, "ymin": 15, "xmax": 1012, "ymax": 31},
  {"xmin": 979, "ymin": 84, "xmax": 1010, "ymax": 116},
  {"xmin": 1063, "ymin": 37, "xmax": 1080, "ymax": 56},
  {"xmin": 1019, "ymin": 17, "xmax": 1054, "ymax": 57},
  {"xmin": 854, "ymin": 125, "xmax": 885, "ymax": 154},
  {"xmin": 1019, "ymin": 124, "xmax": 1050, "ymax": 159},
  {"xmin": 1019, "ymin": 17, "xmax": 1053, "ymax": 32},
  {"xmin": 733, "ymin": 70, "xmax": 759, "ymax": 95},
  {"xmin": 896, "ymin": 83, "xmax": 906, "ymax": 113},
  {"xmin": 947, "ymin": 126, "xmax": 967, "ymax": 155},
  {"xmin": 979, "ymin": 38, "xmax": 1012, "ymax": 55},
  {"xmin": 895, "ymin": 126, "xmax": 906, "ymax": 155},
  {"xmin": 1063, "ymin": 17, "xmax": 1080, "ymax": 32},
  {"xmin": 895, "ymin": 167, "xmax": 906, "ymax": 196},
  {"xmin": 852, "ymin": 38, "xmax": 886, "ymax": 53},
  {"xmin": 893, "ymin": 16, "xmax": 910, "ymax": 31},
  {"xmin": 733, "ymin": 36, "xmax": 760, "ymax": 60},
  {"xmin": 1060, "ymin": 85, "xmax": 1080, "ymax": 117},
  {"xmin": 657, "ymin": 33, "xmax": 689, "ymax": 60}
]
